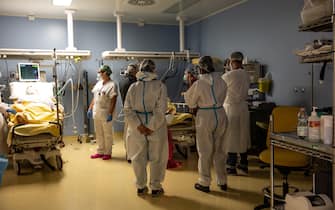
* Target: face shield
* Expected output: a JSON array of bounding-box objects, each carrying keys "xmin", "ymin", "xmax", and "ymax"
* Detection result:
[
  {"xmin": 125, "ymin": 64, "xmax": 138, "ymax": 76},
  {"xmin": 136, "ymin": 59, "xmax": 157, "ymax": 81},
  {"xmin": 139, "ymin": 59, "xmax": 156, "ymax": 73}
]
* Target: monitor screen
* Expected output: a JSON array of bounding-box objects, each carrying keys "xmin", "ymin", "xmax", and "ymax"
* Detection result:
[{"xmin": 18, "ymin": 63, "xmax": 40, "ymax": 82}]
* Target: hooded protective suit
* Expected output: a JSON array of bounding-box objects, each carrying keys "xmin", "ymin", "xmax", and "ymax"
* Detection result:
[
  {"xmin": 184, "ymin": 72, "xmax": 228, "ymax": 187},
  {"xmin": 222, "ymin": 69, "xmax": 250, "ymax": 153},
  {"xmin": 124, "ymin": 72, "xmax": 168, "ymax": 190}
]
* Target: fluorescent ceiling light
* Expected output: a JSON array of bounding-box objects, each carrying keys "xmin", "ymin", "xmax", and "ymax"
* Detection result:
[{"xmin": 53, "ymin": 0, "xmax": 72, "ymax": 6}]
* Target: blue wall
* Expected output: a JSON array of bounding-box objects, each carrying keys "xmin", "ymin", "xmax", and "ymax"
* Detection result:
[
  {"xmin": 186, "ymin": 0, "xmax": 333, "ymax": 110},
  {"xmin": 0, "ymin": 16, "xmax": 180, "ymax": 135},
  {"xmin": 1, "ymin": 0, "xmax": 333, "ymax": 135}
]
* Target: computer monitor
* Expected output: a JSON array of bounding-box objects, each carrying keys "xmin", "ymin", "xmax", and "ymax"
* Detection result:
[{"xmin": 17, "ymin": 63, "xmax": 40, "ymax": 82}]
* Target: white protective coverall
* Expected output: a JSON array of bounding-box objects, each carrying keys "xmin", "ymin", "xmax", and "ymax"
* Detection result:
[
  {"xmin": 92, "ymin": 80, "xmax": 118, "ymax": 155},
  {"xmin": 0, "ymin": 103, "xmax": 9, "ymax": 155},
  {"xmin": 124, "ymin": 78, "xmax": 168, "ymax": 190},
  {"xmin": 184, "ymin": 72, "xmax": 228, "ymax": 187},
  {"xmin": 222, "ymin": 69, "xmax": 250, "ymax": 153}
]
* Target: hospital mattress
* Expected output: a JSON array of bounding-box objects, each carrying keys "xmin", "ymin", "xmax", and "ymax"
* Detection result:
[
  {"xmin": 166, "ymin": 104, "xmax": 195, "ymax": 144},
  {"xmin": 7, "ymin": 122, "xmax": 61, "ymax": 146}
]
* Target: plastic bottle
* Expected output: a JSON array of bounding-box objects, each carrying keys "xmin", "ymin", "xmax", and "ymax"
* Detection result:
[
  {"xmin": 297, "ymin": 107, "xmax": 308, "ymax": 139},
  {"xmin": 308, "ymin": 107, "xmax": 320, "ymax": 142}
]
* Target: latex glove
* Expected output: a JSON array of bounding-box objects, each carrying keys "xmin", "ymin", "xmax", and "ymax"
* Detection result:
[
  {"xmin": 106, "ymin": 114, "xmax": 113, "ymax": 122},
  {"xmin": 137, "ymin": 124, "xmax": 153, "ymax": 136},
  {"xmin": 87, "ymin": 109, "xmax": 93, "ymax": 119},
  {"xmin": 137, "ymin": 124, "xmax": 147, "ymax": 135},
  {"xmin": 6, "ymin": 109, "xmax": 16, "ymax": 115}
]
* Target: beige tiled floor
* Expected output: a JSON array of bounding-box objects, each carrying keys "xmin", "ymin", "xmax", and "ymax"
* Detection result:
[{"xmin": 0, "ymin": 133, "xmax": 312, "ymax": 210}]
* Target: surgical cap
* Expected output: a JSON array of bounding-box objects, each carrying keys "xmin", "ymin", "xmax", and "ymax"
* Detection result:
[
  {"xmin": 198, "ymin": 56, "xmax": 215, "ymax": 72},
  {"xmin": 99, "ymin": 65, "xmax": 112, "ymax": 75},
  {"xmin": 230, "ymin": 51, "xmax": 244, "ymax": 62},
  {"xmin": 139, "ymin": 59, "xmax": 156, "ymax": 72},
  {"xmin": 126, "ymin": 63, "xmax": 138, "ymax": 75}
]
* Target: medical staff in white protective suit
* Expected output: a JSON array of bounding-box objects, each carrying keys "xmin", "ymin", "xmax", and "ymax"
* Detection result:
[
  {"xmin": 183, "ymin": 56, "xmax": 228, "ymax": 193},
  {"xmin": 124, "ymin": 59, "xmax": 168, "ymax": 197},
  {"xmin": 87, "ymin": 65, "xmax": 118, "ymax": 160},
  {"xmin": 119, "ymin": 64, "xmax": 138, "ymax": 163},
  {"xmin": 0, "ymin": 103, "xmax": 15, "ymax": 155},
  {"xmin": 222, "ymin": 52, "xmax": 250, "ymax": 176}
]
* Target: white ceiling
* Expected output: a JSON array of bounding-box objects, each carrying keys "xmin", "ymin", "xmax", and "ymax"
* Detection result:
[{"xmin": 0, "ymin": 0, "xmax": 247, "ymax": 25}]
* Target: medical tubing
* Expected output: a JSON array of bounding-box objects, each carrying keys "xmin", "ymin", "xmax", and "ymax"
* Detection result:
[
  {"xmin": 57, "ymin": 78, "xmax": 73, "ymax": 95},
  {"xmin": 62, "ymin": 60, "xmax": 80, "ymax": 115},
  {"xmin": 58, "ymin": 78, "xmax": 75, "ymax": 124},
  {"xmin": 160, "ymin": 53, "xmax": 175, "ymax": 81},
  {"xmin": 4, "ymin": 59, "xmax": 9, "ymax": 84},
  {"xmin": 58, "ymin": 61, "xmax": 82, "ymax": 124},
  {"xmin": 69, "ymin": 61, "xmax": 81, "ymax": 114}
]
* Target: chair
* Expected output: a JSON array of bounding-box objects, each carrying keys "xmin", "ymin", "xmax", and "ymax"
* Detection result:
[
  {"xmin": 249, "ymin": 102, "xmax": 276, "ymax": 155},
  {"xmin": 254, "ymin": 106, "xmax": 310, "ymax": 210}
]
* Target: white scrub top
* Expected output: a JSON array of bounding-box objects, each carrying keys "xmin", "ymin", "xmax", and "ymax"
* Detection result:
[
  {"xmin": 222, "ymin": 69, "xmax": 251, "ymax": 153},
  {"xmin": 92, "ymin": 80, "xmax": 118, "ymax": 120}
]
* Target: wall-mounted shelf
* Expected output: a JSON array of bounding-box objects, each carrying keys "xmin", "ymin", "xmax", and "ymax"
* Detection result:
[
  {"xmin": 102, "ymin": 50, "xmax": 200, "ymax": 60},
  {"xmin": 295, "ymin": 43, "xmax": 332, "ymax": 63},
  {"xmin": 299, "ymin": 52, "xmax": 332, "ymax": 63},
  {"xmin": 0, "ymin": 48, "xmax": 91, "ymax": 60},
  {"xmin": 299, "ymin": 16, "xmax": 332, "ymax": 32}
]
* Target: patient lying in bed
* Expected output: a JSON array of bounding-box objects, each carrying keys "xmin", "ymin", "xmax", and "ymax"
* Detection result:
[
  {"xmin": 8, "ymin": 100, "xmax": 64, "ymax": 126},
  {"xmin": 6, "ymin": 100, "xmax": 64, "ymax": 145},
  {"xmin": 166, "ymin": 102, "xmax": 193, "ymax": 126},
  {"xmin": 6, "ymin": 82, "xmax": 64, "ymax": 146}
]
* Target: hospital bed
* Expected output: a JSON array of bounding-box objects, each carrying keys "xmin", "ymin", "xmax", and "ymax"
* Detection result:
[
  {"xmin": 167, "ymin": 103, "xmax": 196, "ymax": 159},
  {"xmin": 7, "ymin": 82, "xmax": 64, "ymax": 175}
]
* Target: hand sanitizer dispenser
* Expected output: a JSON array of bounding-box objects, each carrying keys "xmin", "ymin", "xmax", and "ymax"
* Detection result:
[{"xmin": 308, "ymin": 107, "xmax": 320, "ymax": 142}]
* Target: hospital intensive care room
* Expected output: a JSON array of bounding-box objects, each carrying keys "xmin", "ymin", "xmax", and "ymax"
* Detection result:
[{"xmin": 0, "ymin": 0, "xmax": 334, "ymax": 210}]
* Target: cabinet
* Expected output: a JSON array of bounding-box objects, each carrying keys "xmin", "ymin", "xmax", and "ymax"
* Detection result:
[{"xmin": 269, "ymin": 3, "xmax": 335, "ymax": 209}]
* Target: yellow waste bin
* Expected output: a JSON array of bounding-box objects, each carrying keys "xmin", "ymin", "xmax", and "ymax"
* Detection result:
[{"xmin": 258, "ymin": 78, "xmax": 271, "ymax": 93}]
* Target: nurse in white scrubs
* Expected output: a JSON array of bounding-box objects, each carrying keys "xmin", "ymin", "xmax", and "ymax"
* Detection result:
[
  {"xmin": 87, "ymin": 65, "xmax": 118, "ymax": 161},
  {"xmin": 222, "ymin": 52, "xmax": 250, "ymax": 176}
]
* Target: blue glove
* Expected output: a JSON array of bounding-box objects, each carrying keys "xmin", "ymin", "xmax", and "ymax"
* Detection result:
[
  {"xmin": 6, "ymin": 109, "xmax": 16, "ymax": 114},
  {"xmin": 106, "ymin": 114, "xmax": 113, "ymax": 122},
  {"xmin": 87, "ymin": 109, "xmax": 93, "ymax": 119}
]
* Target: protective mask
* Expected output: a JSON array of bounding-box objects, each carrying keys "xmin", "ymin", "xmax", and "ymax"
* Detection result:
[
  {"xmin": 96, "ymin": 73, "xmax": 101, "ymax": 81},
  {"xmin": 229, "ymin": 63, "xmax": 233, "ymax": 71},
  {"xmin": 224, "ymin": 65, "xmax": 231, "ymax": 72},
  {"xmin": 183, "ymin": 74, "xmax": 188, "ymax": 82}
]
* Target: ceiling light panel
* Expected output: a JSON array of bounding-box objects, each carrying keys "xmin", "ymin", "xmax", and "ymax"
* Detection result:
[
  {"xmin": 128, "ymin": 0, "xmax": 155, "ymax": 6},
  {"xmin": 164, "ymin": 0, "xmax": 200, "ymax": 14},
  {"xmin": 53, "ymin": 0, "xmax": 72, "ymax": 6}
]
